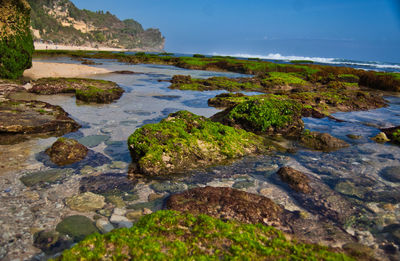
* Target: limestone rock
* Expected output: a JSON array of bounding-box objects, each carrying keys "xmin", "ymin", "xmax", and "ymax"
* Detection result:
[{"xmin": 65, "ymin": 192, "xmax": 105, "ymax": 212}]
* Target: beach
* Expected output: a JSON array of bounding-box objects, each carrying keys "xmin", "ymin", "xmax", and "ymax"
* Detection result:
[{"xmin": 23, "ymin": 61, "xmax": 112, "ymax": 80}]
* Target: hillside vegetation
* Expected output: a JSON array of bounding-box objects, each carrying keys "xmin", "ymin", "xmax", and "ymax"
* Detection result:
[{"xmin": 28, "ymin": 0, "xmax": 165, "ymax": 51}]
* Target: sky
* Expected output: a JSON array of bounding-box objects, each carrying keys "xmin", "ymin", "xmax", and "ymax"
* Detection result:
[{"xmin": 71, "ymin": 0, "xmax": 400, "ymax": 63}]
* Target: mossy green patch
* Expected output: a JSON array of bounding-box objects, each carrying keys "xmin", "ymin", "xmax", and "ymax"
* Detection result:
[
  {"xmin": 226, "ymin": 97, "xmax": 303, "ymax": 134},
  {"xmin": 58, "ymin": 210, "xmax": 353, "ymax": 260},
  {"xmin": 392, "ymin": 129, "xmax": 400, "ymax": 143},
  {"xmin": 262, "ymin": 72, "xmax": 308, "ymax": 87},
  {"xmin": 128, "ymin": 110, "xmax": 267, "ymax": 176}
]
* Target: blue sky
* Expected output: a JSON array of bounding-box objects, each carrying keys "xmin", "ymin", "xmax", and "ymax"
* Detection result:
[{"xmin": 72, "ymin": 0, "xmax": 400, "ymax": 62}]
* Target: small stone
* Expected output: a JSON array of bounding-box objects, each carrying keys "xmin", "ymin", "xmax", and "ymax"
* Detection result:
[
  {"xmin": 126, "ymin": 210, "xmax": 143, "ymax": 220},
  {"xmin": 277, "ymin": 167, "xmax": 312, "ymax": 194},
  {"xmin": 106, "ymin": 195, "xmax": 126, "ymax": 208},
  {"xmin": 65, "ymin": 192, "xmax": 105, "ymax": 212},
  {"xmin": 382, "ymin": 203, "xmax": 395, "ymax": 211},
  {"xmin": 380, "ymin": 166, "xmax": 400, "ymax": 183},
  {"xmin": 56, "ymin": 215, "xmax": 99, "ymax": 242},
  {"xmin": 97, "ymin": 209, "xmax": 112, "ymax": 218},
  {"xmin": 24, "ymin": 191, "xmax": 40, "ymax": 201},
  {"xmin": 45, "ymin": 138, "xmax": 88, "ymax": 166},
  {"xmin": 96, "ymin": 219, "xmax": 114, "ymax": 233},
  {"xmin": 143, "ymin": 208, "xmax": 152, "ymax": 215},
  {"xmin": 110, "ymin": 214, "xmax": 132, "ymax": 228},
  {"xmin": 346, "ymin": 134, "xmax": 362, "ymax": 140},
  {"xmin": 34, "ymin": 230, "xmax": 72, "ymax": 254},
  {"xmin": 113, "ymin": 208, "xmax": 126, "ymax": 216},
  {"xmin": 371, "ymin": 132, "xmax": 390, "ymax": 143},
  {"xmin": 148, "ymin": 193, "xmax": 164, "ymax": 201}
]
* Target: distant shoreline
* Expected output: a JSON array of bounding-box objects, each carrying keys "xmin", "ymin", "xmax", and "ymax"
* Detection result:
[{"xmin": 34, "ymin": 42, "xmax": 128, "ymax": 52}]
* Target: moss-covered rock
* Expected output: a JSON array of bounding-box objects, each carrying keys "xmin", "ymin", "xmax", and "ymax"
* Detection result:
[
  {"xmin": 300, "ymin": 130, "xmax": 349, "ymax": 152},
  {"xmin": 211, "ymin": 97, "xmax": 304, "ymax": 137},
  {"xmin": 128, "ymin": 110, "xmax": 268, "ymax": 176},
  {"xmin": 56, "ymin": 215, "xmax": 99, "ymax": 242},
  {"xmin": 58, "ymin": 210, "xmax": 352, "ymax": 260},
  {"xmin": 0, "ymin": 0, "xmax": 34, "ymax": 79},
  {"xmin": 29, "ymin": 78, "xmax": 124, "ymax": 103},
  {"xmin": 45, "ymin": 137, "xmax": 88, "ymax": 166},
  {"xmin": 0, "ymin": 100, "xmax": 80, "ymax": 144}
]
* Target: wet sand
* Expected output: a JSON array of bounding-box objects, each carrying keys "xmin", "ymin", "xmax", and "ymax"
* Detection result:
[{"xmin": 23, "ymin": 61, "xmax": 112, "ymax": 80}]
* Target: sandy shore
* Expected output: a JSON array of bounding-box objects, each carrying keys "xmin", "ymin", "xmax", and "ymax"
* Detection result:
[
  {"xmin": 34, "ymin": 42, "xmax": 127, "ymax": 52},
  {"xmin": 23, "ymin": 61, "xmax": 112, "ymax": 80}
]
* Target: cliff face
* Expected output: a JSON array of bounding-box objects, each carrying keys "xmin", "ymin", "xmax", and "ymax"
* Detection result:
[
  {"xmin": 0, "ymin": 0, "xmax": 34, "ymax": 79},
  {"xmin": 28, "ymin": 0, "xmax": 165, "ymax": 51}
]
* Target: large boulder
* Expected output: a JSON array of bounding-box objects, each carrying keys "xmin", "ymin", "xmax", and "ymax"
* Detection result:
[
  {"xmin": 45, "ymin": 138, "xmax": 88, "ymax": 166},
  {"xmin": 128, "ymin": 110, "xmax": 268, "ymax": 177},
  {"xmin": 0, "ymin": 0, "xmax": 34, "ymax": 79}
]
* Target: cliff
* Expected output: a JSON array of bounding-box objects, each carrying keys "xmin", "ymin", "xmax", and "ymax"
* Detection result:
[
  {"xmin": 28, "ymin": 0, "xmax": 165, "ymax": 51},
  {"xmin": 0, "ymin": 0, "xmax": 34, "ymax": 79}
]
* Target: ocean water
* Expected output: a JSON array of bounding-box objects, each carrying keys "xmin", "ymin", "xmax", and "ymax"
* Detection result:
[{"xmin": 211, "ymin": 52, "xmax": 400, "ymax": 72}]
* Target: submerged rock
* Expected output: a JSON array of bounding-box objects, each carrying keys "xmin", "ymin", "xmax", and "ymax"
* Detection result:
[
  {"xmin": 211, "ymin": 97, "xmax": 304, "ymax": 137},
  {"xmin": 128, "ymin": 110, "xmax": 269, "ymax": 177},
  {"xmin": 20, "ymin": 169, "xmax": 74, "ymax": 187},
  {"xmin": 29, "ymin": 78, "xmax": 124, "ymax": 103},
  {"xmin": 300, "ymin": 131, "xmax": 349, "ymax": 152},
  {"xmin": 277, "ymin": 167, "xmax": 312, "ymax": 194},
  {"xmin": 45, "ymin": 138, "xmax": 88, "ymax": 166},
  {"xmin": 0, "ymin": 100, "xmax": 80, "ymax": 145},
  {"xmin": 380, "ymin": 166, "xmax": 400, "ymax": 183},
  {"xmin": 65, "ymin": 192, "xmax": 105, "ymax": 212},
  {"xmin": 381, "ymin": 126, "xmax": 400, "ymax": 145},
  {"xmin": 56, "ymin": 215, "xmax": 99, "ymax": 242},
  {"xmin": 33, "ymin": 230, "xmax": 72, "ymax": 255}
]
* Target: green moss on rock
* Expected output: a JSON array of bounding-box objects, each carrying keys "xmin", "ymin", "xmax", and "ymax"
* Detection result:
[
  {"xmin": 212, "ymin": 97, "xmax": 304, "ymax": 137},
  {"xmin": 58, "ymin": 210, "xmax": 352, "ymax": 260},
  {"xmin": 0, "ymin": 0, "xmax": 34, "ymax": 79},
  {"xmin": 128, "ymin": 110, "xmax": 268, "ymax": 176}
]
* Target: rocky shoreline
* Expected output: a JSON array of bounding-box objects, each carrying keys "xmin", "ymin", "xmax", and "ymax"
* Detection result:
[{"xmin": 0, "ymin": 53, "xmax": 400, "ymax": 260}]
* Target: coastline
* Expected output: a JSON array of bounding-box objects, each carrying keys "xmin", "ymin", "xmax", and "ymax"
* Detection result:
[{"xmin": 23, "ymin": 61, "xmax": 112, "ymax": 80}]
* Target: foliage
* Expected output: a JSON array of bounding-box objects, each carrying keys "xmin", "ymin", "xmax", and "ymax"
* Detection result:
[
  {"xmin": 58, "ymin": 210, "xmax": 353, "ymax": 260},
  {"xmin": 0, "ymin": 0, "xmax": 34, "ymax": 79}
]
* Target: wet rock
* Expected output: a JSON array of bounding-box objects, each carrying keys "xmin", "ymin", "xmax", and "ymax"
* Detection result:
[
  {"xmin": 96, "ymin": 209, "xmax": 112, "ymax": 218},
  {"xmin": 113, "ymin": 70, "xmax": 138, "ymax": 74},
  {"xmin": 346, "ymin": 134, "xmax": 362, "ymax": 140},
  {"xmin": 232, "ymin": 179, "xmax": 255, "ymax": 189},
  {"xmin": 45, "ymin": 138, "xmax": 88, "ymax": 166},
  {"xmin": 380, "ymin": 166, "xmax": 400, "ymax": 183},
  {"xmin": 65, "ymin": 192, "xmax": 105, "ymax": 212},
  {"xmin": 95, "ymin": 219, "xmax": 114, "ymax": 233},
  {"xmin": 335, "ymin": 180, "xmax": 367, "ymax": 199},
  {"xmin": 380, "ymin": 126, "xmax": 400, "ymax": 145},
  {"xmin": 300, "ymin": 131, "xmax": 349, "ymax": 152},
  {"xmin": 33, "ymin": 230, "xmax": 72, "ymax": 254},
  {"xmin": 126, "ymin": 210, "xmax": 143, "ymax": 220},
  {"xmin": 383, "ymin": 224, "xmax": 400, "ymax": 246},
  {"xmin": 127, "ymin": 198, "xmax": 164, "ymax": 212},
  {"xmin": 371, "ymin": 132, "xmax": 390, "ymax": 143},
  {"xmin": 148, "ymin": 193, "xmax": 164, "ymax": 201},
  {"xmin": 128, "ymin": 111, "xmax": 268, "ymax": 177},
  {"xmin": 106, "ymin": 195, "xmax": 126, "ymax": 208},
  {"xmin": 110, "ymin": 214, "xmax": 132, "ymax": 228},
  {"xmin": 78, "ymin": 135, "xmax": 110, "ymax": 148},
  {"xmin": 151, "ymin": 182, "xmax": 186, "ymax": 193},
  {"xmin": 277, "ymin": 167, "xmax": 312, "ymax": 194},
  {"xmin": 342, "ymin": 242, "xmax": 374, "ymax": 260},
  {"xmin": 0, "ymin": 100, "xmax": 80, "ymax": 145},
  {"xmin": 20, "ymin": 169, "xmax": 74, "ymax": 187},
  {"xmin": 166, "ymin": 186, "xmax": 355, "ymax": 246},
  {"xmin": 80, "ymin": 173, "xmax": 136, "ymax": 196},
  {"xmin": 30, "ymin": 78, "xmax": 124, "ymax": 104},
  {"xmin": 56, "ymin": 215, "xmax": 99, "ymax": 242}
]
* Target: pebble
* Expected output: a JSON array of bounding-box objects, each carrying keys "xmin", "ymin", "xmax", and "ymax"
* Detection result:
[
  {"xmin": 113, "ymin": 208, "xmax": 126, "ymax": 216},
  {"xmin": 96, "ymin": 219, "xmax": 115, "ymax": 233},
  {"xmin": 110, "ymin": 214, "xmax": 132, "ymax": 228}
]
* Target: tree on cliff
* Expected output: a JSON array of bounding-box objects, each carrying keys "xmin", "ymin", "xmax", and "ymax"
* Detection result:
[{"xmin": 0, "ymin": 0, "xmax": 34, "ymax": 79}]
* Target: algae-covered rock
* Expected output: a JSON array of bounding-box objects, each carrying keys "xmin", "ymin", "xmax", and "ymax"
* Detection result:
[
  {"xmin": 65, "ymin": 192, "xmax": 105, "ymax": 212},
  {"xmin": 0, "ymin": 100, "xmax": 80, "ymax": 145},
  {"xmin": 29, "ymin": 78, "xmax": 124, "ymax": 103},
  {"xmin": 58, "ymin": 210, "xmax": 351, "ymax": 260},
  {"xmin": 0, "ymin": 0, "xmax": 34, "ymax": 79},
  {"xmin": 277, "ymin": 167, "xmax": 312, "ymax": 194},
  {"xmin": 128, "ymin": 110, "xmax": 268, "ymax": 176},
  {"xmin": 45, "ymin": 137, "xmax": 88, "ymax": 166},
  {"xmin": 33, "ymin": 230, "xmax": 72, "ymax": 254},
  {"xmin": 300, "ymin": 131, "xmax": 349, "ymax": 152},
  {"xmin": 56, "ymin": 215, "xmax": 99, "ymax": 242},
  {"xmin": 211, "ymin": 97, "xmax": 304, "ymax": 137}
]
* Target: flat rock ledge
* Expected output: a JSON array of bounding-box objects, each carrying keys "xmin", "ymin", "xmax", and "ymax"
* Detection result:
[{"xmin": 0, "ymin": 99, "xmax": 80, "ymax": 144}]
